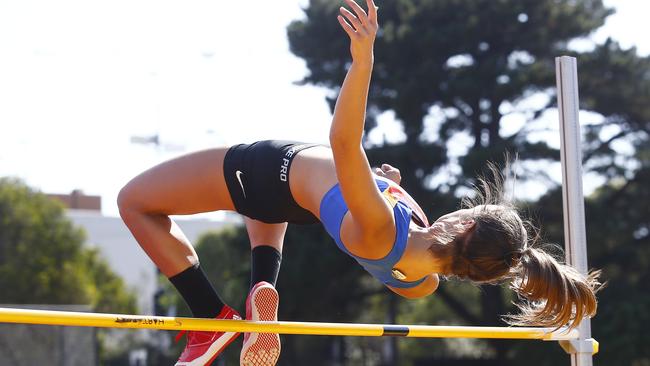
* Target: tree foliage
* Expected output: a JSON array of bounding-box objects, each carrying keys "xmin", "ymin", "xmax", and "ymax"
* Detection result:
[{"xmin": 0, "ymin": 178, "xmax": 137, "ymax": 314}]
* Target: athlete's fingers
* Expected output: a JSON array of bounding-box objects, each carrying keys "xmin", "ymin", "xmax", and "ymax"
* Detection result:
[
  {"xmin": 380, "ymin": 164, "xmax": 401, "ymax": 184},
  {"xmin": 386, "ymin": 172, "xmax": 401, "ymax": 185},
  {"xmin": 343, "ymin": 0, "xmax": 368, "ymax": 25},
  {"xmin": 366, "ymin": 0, "xmax": 378, "ymax": 24},
  {"xmin": 339, "ymin": 7, "xmax": 363, "ymax": 33},
  {"xmin": 337, "ymin": 15, "xmax": 356, "ymax": 37}
]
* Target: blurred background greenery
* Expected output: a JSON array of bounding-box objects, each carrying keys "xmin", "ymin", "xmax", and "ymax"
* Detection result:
[{"xmin": 1, "ymin": 0, "xmax": 648, "ymax": 365}]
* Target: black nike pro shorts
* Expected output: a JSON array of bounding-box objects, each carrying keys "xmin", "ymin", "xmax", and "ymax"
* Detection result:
[{"xmin": 222, "ymin": 140, "xmax": 321, "ymax": 225}]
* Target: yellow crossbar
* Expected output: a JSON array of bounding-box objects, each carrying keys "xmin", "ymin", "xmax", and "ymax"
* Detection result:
[{"xmin": 0, "ymin": 307, "xmax": 580, "ymax": 341}]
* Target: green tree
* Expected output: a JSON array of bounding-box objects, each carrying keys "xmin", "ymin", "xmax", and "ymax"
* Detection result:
[
  {"xmin": 0, "ymin": 177, "xmax": 137, "ymax": 313},
  {"xmin": 288, "ymin": 0, "xmax": 649, "ymax": 364}
]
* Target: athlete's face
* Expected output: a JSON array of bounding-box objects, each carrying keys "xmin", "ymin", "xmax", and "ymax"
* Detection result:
[{"xmin": 405, "ymin": 205, "xmax": 503, "ymax": 276}]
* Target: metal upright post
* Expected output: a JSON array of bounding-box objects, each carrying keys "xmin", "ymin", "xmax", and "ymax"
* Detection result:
[{"xmin": 555, "ymin": 56, "xmax": 595, "ymax": 366}]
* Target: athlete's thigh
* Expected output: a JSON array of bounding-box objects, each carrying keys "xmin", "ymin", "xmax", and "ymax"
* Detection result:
[
  {"xmin": 121, "ymin": 147, "xmax": 235, "ymax": 215},
  {"xmin": 244, "ymin": 217, "xmax": 288, "ymax": 251}
]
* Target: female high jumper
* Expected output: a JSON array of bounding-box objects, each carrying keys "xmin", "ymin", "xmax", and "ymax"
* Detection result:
[{"xmin": 117, "ymin": 0, "xmax": 601, "ymax": 365}]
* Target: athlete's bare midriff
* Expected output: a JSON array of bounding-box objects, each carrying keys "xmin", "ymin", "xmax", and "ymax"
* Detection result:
[{"xmin": 288, "ymin": 145, "xmax": 339, "ymax": 219}]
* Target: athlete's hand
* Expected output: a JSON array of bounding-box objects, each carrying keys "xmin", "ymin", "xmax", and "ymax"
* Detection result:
[
  {"xmin": 337, "ymin": 0, "xmax": 378, "ymax": 63},
  {"xmin": 374, "ymin": 163, "xmax": 401, "ymax": 185}
]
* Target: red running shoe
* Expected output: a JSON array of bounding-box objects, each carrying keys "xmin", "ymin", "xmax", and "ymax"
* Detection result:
[
  {"xmin": 174, "ymin": 305, "xmax": 241, "ymax": 366},
  {"xmin": 240, "ymin": 281, "xmax": 281, "ymax": 366}
]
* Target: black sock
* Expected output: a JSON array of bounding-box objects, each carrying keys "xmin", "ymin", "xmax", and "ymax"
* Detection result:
[
  {"xmin": 169, "ymin": 263, "xmax": 225, "ymax": 318},
  {"xmin": 250, "ymin": 245, "xmax": 282, "ymax": 288}
]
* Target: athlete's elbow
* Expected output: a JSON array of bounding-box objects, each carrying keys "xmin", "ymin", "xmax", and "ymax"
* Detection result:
[
  {"xmin": 399, "ymin": 291, "xmax": 427, "ymax": 299},
  {"xmin": 409, "ymin": 285, "xmax": 438, "ymax": 299},
  {"xmin": 392, "ymin": 276, "xmax": 439, "ymax": 299},
  {"xmin": 329, "ymin": 132, "xmax": 348, "ymax": 150},
  {"xmin": 329, "ymin": 127, "xmax": 360, "ymax": 151},
  {"xmin": 389, "ymin": 282, "xmax": 438, "ymax": 299},
  {"xmin": 394, "ymin": 288, "xmax": 431, "ymax": 299}
]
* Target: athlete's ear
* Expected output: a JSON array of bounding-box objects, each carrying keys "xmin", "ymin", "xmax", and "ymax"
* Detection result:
[
  {"xmin": 460, "ymin": 219, "xmax": 476, "ymax": 235},
  {"xmin": 461, "ymin": 219, "xmax": 475, "ymax": 226}
]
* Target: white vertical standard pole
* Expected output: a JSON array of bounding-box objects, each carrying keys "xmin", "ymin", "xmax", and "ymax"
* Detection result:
[{"xmin": 555, "ymin": 56, "xmax": 593, "ymax": 366}]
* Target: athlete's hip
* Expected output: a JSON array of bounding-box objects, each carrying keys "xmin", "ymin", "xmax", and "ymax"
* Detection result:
[{"xmin": 222, "ymin": 140, "xmax": 323, "ymax": 225}]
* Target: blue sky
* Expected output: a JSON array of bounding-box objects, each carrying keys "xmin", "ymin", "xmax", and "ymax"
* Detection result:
[{"xmin": 0, "ymin": 0, "xmax": 647, "ymax": 217}]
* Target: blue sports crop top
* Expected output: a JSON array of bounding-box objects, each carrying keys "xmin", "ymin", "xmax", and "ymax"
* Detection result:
[{"xmin": 319, "ymin": 178, "xmax": 428, "ymax": 289}]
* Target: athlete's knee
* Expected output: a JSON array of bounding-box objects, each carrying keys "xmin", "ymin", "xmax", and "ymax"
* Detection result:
[
  {"xmin": 117, "ymin": 181, "xmax": 142, "ymax": 217},
  {"xmin": 245, "ymin": 219, "xmax": 287, "ymax": 249}
]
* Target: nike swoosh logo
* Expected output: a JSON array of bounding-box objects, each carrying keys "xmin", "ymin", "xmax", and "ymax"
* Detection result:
[{"xmin": 235, "ymin": 170, "xmax": 246, "ymax": 198}]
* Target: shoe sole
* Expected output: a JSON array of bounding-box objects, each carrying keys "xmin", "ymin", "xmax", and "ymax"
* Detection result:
[{"xmin": 240, "ymin": 285, "xmax": 281, "ymax": 366}]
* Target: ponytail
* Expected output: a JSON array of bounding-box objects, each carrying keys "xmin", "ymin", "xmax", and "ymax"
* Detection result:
[
  {"xmin": 437, "ymin": 159, "xmax": 602, "ymax": 329},
  {"xmin": 506, "ymin": 245, "xmax": 602, "ymax": 329}
]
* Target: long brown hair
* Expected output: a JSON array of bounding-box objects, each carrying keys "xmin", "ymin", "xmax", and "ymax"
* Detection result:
[{"xmin": 441, "ymin": 163, "xmax": 602, "ymax": 329}]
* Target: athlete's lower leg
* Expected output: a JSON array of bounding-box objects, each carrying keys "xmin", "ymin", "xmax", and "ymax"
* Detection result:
[
  {"xmin": 117, "ymin": 147, "xmax": 241, "ymax": 365},
  {"xmin": 250, "ymin": 245, "xmax": 282, "ymax": 289}
]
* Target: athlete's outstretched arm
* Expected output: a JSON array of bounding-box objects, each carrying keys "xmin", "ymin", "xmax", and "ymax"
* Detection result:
[{"xmin": 330, "ymin": 0, "xmax": 393, "ymax": 243}]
